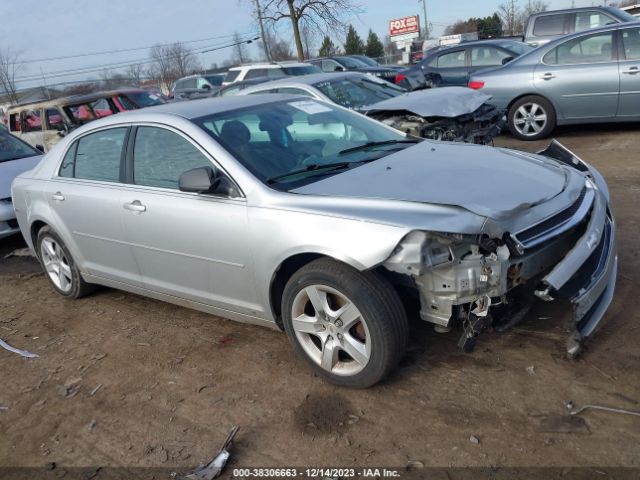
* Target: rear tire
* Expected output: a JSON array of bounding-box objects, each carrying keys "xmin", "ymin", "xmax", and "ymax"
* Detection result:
[
  {"xmin": 36, "ymin": 226, "xmax": 95, "ymax": 299},
  {"xmin": 282, "ymin": 258, "xmax": 408, "ymax": 388},
  {"xmin": 508, "ymin": 95, "xmax": 556, "ymax": 141}
]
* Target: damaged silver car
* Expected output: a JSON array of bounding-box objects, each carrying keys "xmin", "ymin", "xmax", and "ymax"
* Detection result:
[
  {"xmin": 239, "ymin": 72, "xmax": 504, "ymax": 144},
  {"xmin": 11, "ymin": 95, "xmax": 617, "ymax": 388}
]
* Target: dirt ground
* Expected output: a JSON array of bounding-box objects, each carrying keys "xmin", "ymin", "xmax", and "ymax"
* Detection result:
[{"xmin": 1, "ymin": 124, "xmax": 639, "ymax": 477}]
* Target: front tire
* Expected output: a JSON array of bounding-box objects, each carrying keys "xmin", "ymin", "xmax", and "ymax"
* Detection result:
[
  {"xmin": 282, "ymin": 258, "xmax": 408, "ymax": 388},
  {"xmin": 36, "ymin": 226, "xmax": 94, "ymax": 299},
  {"xmin": 508, "ymin": 95, "xmax": 556, "ymax": 141}
]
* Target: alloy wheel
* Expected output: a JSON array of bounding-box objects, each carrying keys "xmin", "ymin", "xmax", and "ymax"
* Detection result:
[
  {"xmin": 40, "ymin": 237, "xmax": 73, "ymax": 293},
  {"xmin": 291, "ymin": 284, "xmax": 370, "ymax": 376},
  {"xmin": 513, "ymin": 102, "xmax": 548, "ymax": 137}
]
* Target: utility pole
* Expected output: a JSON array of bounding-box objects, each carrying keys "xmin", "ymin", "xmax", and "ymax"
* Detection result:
[
  {"xmin": 419, "ymin": 0, "xmax": 429, "ymax": 39},
  {"xmin": 254, "ymin": 0, "xmax": 271, "ymax": 62}
]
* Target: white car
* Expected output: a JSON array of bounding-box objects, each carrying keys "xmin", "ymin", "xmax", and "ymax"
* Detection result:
[
  {"xmin": 222, "ymin": 62, "xmax": 321, "ymax": 85},
  {"xmin": 0, "ymin": 130, "xmax": 41, "ymax": 238}
]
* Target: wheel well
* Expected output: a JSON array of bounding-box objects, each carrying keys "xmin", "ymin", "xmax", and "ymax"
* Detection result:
[
  {"xmin": 506, "ymin": 93, "xmax": 555, "ymax": 116},
  {"xmin": 269, "ymin": 253, "xmax": 324, "ymax": 328},
  {"xmin": 30, "ymin": 220, "xmax": 47, "ymax": 248}
]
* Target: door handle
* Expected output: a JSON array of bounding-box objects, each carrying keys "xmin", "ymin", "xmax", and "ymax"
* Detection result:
[
  {"xmin": 541, "ymin": 73, "xmax": 556, "ymax": 80},
  {"xmin": 622, "ymin": 67, "xmax": 639, "ymax": 74},
  {"xmin": 123, "ymin": 200, "xmax": 146, "ymax": 213},
  {"xmin": 51, "ymin": 192, "xmax": 65, "ymax": 202}
]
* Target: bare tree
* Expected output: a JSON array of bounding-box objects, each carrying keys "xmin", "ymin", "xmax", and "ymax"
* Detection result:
[
  {"xmin": 261, "ymin": 0, "xmax": 360, "ymax": 61},
  {"xmin": 126, "ymin": 63, "xmax": 144, "ymax": 86},
  {"xmin": 498, "ymin": 0, "xmax": 521, "ymax": 36},
  {"xmin": 147, "ymin": 42, "xmax": 199, "ymax": 93},
  {"xmin": 232, "ymin": 31, "xmax": 251, "ymax": 64},
  {"xmin": 519, "ymin": 0, "xmax": 548, "ymax": 27},
  {"xmin": 0, "ymin": 47, "xmax": 24, "ymax": 104}
]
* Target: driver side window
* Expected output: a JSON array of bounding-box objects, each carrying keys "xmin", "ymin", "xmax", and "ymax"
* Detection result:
[{"xmin": 133, "ymin": 127, "xmax": 213, "ymax": 189}]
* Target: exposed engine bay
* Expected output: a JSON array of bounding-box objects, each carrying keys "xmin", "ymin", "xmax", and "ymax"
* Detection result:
[{"xmin": 368, "ymin": 103, "xmax": 505, "ymax": 145}]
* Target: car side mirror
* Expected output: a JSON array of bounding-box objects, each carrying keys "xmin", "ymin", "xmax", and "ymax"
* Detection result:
[
  {"xmin": 179, "ymin": 166, "xmax": 216, "ymax": 193},
  {"xmin": 334, "ymin": 66, "xmax": 344, "ymax": 72},
  {"xmin": 201, "ymin": 84, "xmax": 211, "ymax": 91},
  {"xmin": 502, "ymin": 56, "xmax": 514, "ymax": 65},
  {"xmin": 179, "ymin": 166, "xmax": 239, "ymax": 197},
  {"xmin": 35, "ymin": 144, "xmax": 45, "ymax": 153}
]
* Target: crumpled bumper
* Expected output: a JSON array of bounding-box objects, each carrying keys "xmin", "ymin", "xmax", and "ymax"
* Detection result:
[{"xmin": 535, "ymin": 141, "xmax": 618, "ymax": 356}]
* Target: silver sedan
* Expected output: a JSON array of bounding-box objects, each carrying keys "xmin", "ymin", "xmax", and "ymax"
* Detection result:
[
  {"xmin": 11, "ymin": 95, "xmax": 617, "ymax": 387},
  {"xmin": 469, "ymin": 22, "xmax": 640, "ymax": 140}
]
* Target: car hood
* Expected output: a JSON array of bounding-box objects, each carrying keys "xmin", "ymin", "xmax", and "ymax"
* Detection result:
[
  {"xmin": 292, "ymin": 141, "xmax": 572, "ymax": 219},
  {"xmin": 1, "ymin": 155, "xmax": 42, "ymax": 198},
  {"xmin": 363, "ymin": 87, "xmax": 492, "ymax": 118}
]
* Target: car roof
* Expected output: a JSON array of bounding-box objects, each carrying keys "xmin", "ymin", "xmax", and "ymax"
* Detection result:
[
  {"xmin": 229, "ymin": 62, "xmax": 312, "ymax": 71},
  {"xmin": 7, "ymin": 89, "xmax": 148, "ymax": 111},
  {"xmin": 529, "ymin": 5, "xmax": 625, "ymax": 15},
  {"xmin": 108, "ymin": 93, "xmax": 302, "ymax": 120},
  {"xmin": 241, "ymin": 71, "xmax": 369, "ymax": 90}
]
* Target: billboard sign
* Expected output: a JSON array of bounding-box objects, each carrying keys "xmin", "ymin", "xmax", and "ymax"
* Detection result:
[{"xmin": 389, "ymin": 15, "xmax": 420, "ymax": 38}]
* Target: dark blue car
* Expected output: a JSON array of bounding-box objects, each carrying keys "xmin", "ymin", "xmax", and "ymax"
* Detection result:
[{"xmin": 395, "ymin": 40, "xmax": 534, "ymax": 90}]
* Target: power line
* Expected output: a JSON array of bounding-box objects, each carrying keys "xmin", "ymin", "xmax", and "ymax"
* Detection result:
[
  {"xmin": 16, "ymin": 35, "xmax": 259, "ymax": 83},
  {"xmin": 19, "ymin": 31, "xmax": 258, "ymax": 65}
]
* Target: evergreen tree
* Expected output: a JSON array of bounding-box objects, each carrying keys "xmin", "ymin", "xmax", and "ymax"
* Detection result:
[
  {"xmin": 319, "ymin": 35, "xmax": 337, "ymax": 56},
  {"xmin": 365, "ymin": 30, "xmax": 385, "ymax": 59},
  {"xmin": 344, "ymin": 25, "xmax": 365, "ymax": 55}
]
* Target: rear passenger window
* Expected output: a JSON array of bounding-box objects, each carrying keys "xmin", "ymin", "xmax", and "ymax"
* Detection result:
[
  {"xmin": 58, "ymin": 143, "xmax": 77, "ymax": 178},
  {"xmin": 23, "ymin": 110, "xmax": 42, "ymax": 133},
  {"xmin": 533, "ymin": 14, "xmax": 565, "ymax": 37},
  {"xmin": 622, "ymin": 27, "xmax": 640, "ymax": 60},
  {"xmin": 133, "ymin": 127, "xmax": 212, "ymax": 189},
  {"xmin": 437, "ymin": 50, "xmax": 465, "ymax": 68},
  {"xmin": 245, "ymin": 69, "xmax": 267, "ymax": 79},
  {"xmin": 74, "ymin": 128, "xmax": 126, "ymax": 182},
  {"xmin": 224, "ymin": 70, "xmax": 240, "ymax": 83},
  {"xmin": 550, "ymin": 32, "xmax": 614, "ymax": 65},
  {"xmin": 46, "ymin": 108, "xmax": 65, "ymax": 131},
  {"xmin": 9, "ymin": 113, "xmax": 21, "ymax": 132},
  {"xmin": 574, "ymin": 12, "xmax": 615, "ymax": 33}
]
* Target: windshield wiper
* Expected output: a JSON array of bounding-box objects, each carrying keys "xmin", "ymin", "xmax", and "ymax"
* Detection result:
[
  {"xmin": 338, "ymin": 139, "xmax": 419, "ymax": 156},
  {"xmin": 267, "ymin": 160, "xmax": 371, "ymax": 184}
]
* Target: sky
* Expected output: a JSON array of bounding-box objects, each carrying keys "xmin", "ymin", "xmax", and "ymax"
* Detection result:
[{"xmin": 0, "ymin": 0, "xmax": 609, "ymax": 91}]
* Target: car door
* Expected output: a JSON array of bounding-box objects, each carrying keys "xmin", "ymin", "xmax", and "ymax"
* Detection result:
[
  {"xmin": 120, "ymin": 125, "xmax": 259, "ymax": 313},
  {"xmin": 617, "ymin": 26, "xmax": 640, "ymax": 118},
  {"xmin": 430, "ymin": 48, "xmax": 469, "ymax": 86},
  {"xmin": 535, "ymin": 31, "xmax": 619, "ymax": 120},
  {"xmin": 47, "ymin": 126, "xmax": 142, "ymax": 286}
]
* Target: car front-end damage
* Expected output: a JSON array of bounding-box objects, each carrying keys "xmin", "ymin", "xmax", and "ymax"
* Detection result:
[
  {"xmin": 382, "ymin": 141, "xmax": 617, "ymax": 357},
  {"xmin": 363, "ymin": 87, "xmax": 505, "ymax": 145}
]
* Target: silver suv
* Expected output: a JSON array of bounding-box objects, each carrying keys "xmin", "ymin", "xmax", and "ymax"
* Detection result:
[{"xmin": 523, "ymin": 6, "xmax": 638, "ymax": 47}]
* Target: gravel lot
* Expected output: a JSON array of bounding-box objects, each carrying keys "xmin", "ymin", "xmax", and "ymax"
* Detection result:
[{"xmin": 1, "ymin": 125, "xmax": 639, "ymax": 476}]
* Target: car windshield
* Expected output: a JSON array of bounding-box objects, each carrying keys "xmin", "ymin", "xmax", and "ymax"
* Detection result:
[
  {"xmin": 282, "ymin": 65, "xmax": 322, "ymax": 76},
  {"xmin": 313, "ymin": 77, "xmax": 405, "ymax": 109},
  {"xmin": 0, "ymin": 131, "xmax": 39, "ymax": 163},
  {"xmin": 496, "ymin": 41, "xmax": 535, "ymax": 55},
  {"xmin": 123, "ymin": 91, "xmax": 165, "ymax": 108},
  {"xmin": 204, "ymin": 75, "xmax": 224, "ymax": 86},
  {"xmin": 194, "ymin": 98, "xmax": 411, "ymax": 189},
  {"xmin": 337, "ymin": 57, "xmax": 368, "ymax": 68}
]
